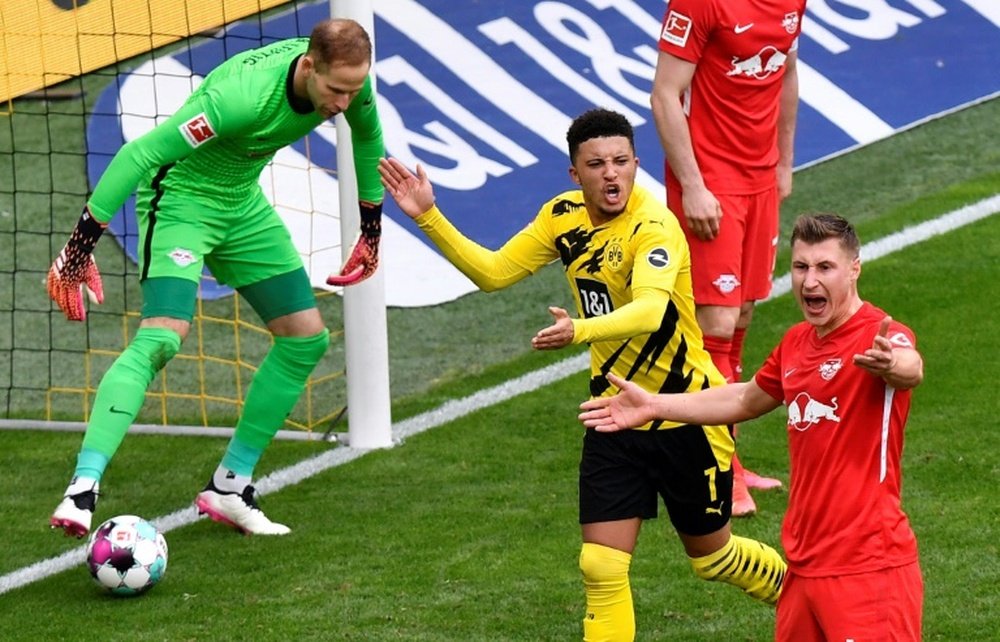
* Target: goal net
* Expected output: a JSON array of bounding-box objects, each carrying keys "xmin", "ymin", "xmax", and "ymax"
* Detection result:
[{"xmin": 0, "ymin": 0, "xmax": 388, "ymax": 440}]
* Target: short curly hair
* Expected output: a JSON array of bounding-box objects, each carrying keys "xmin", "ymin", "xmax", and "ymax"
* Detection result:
[{"xmin": 566, "ymin": 109, "xmax": 635, "ymax": 163}]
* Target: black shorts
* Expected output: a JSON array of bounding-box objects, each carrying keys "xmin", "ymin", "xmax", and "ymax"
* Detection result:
[{"xmin": 579, "ymin": 425, "xmax": 733, "ymax": 536}]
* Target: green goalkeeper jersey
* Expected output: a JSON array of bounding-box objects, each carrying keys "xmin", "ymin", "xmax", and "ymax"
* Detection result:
[{"xmin": 87, "ymin": 37, "xmax": 384, "ymax": 222}]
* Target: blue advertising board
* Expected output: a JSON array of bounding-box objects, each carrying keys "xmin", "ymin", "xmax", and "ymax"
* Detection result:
[{"xmin": 86, "ymin": 0, "xmax": 1000, "ymax": 306}]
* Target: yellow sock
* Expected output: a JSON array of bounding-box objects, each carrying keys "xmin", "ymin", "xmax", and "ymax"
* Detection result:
[
  {"xmin": 579, "ymin": 543, "xmax": 634, "ymax": 642},
  {"xmin": 689, "ymin": 535, "xmax": 786, "ymax": 605}
]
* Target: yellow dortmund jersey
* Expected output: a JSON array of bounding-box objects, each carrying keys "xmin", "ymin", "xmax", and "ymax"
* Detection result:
[{"xmin": 417, "ymin": 185, "xmax": 727, "ymax": 432}]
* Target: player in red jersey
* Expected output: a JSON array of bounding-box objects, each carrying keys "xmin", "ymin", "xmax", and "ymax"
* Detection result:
[
  {"xmin": 580, "ymin": 213, "xmax": 924, "ymax": 641},
  {"xmin": 650, "ymin": 0, "xmax": 808, "ymax": 514}
]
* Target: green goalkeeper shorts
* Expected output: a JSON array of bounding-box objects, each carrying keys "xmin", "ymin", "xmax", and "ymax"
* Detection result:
[{"xmin": 135, "ymin": 189, "xmax": 303, "ymax": 290}]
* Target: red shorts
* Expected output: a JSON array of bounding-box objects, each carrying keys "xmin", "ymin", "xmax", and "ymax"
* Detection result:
[
  {"xmin": 775, "ymin": 562, "xmax": 924, "ymax": 642},
  {"xmin": 666, "ymin": 184, "xmax": 779, "ymax": 307}
]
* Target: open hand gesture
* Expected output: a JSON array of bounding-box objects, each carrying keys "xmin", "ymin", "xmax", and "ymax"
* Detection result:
[
  {"xmin": 578, "ymin": 373, "xmax": 654, "ymax": 432},
  {"xmin": 531, "ymin": 306, "xmax": 575, "ymax": 350},
  {"xmin": 853, "ymin": 316, "xmax": 896, "ymax": 376},
  {"xmin": 378, "ymin": 158, "xmax": 436, "ymax": 220}
]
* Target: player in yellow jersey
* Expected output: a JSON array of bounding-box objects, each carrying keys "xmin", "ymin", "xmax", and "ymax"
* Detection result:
[{"xmin": 379, "ymin": 109, "xmax": 785, "ymax": 641}]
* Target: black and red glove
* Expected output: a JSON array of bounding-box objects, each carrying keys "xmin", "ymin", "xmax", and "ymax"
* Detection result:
[
  {"xmin": 327, "ymin": 200, "xmax": 382, "ymax": 287},
  {"xmin": 47, "ymin": 207, "xmax": 106, "ymax": 321}
]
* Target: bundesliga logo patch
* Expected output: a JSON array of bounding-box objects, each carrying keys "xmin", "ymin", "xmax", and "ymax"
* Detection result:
[
  {"xmin": 179, "ymin": 114, "xmax": 216, "ymax": 148},
  {"xmin": 660, "ymin": 11, "xmax": 692, "ymax": 48}
]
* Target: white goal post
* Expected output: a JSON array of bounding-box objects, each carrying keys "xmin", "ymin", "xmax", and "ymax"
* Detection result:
[{"xmin": 333, "ymin": 0, "xmax": 393, "ymax": 450}]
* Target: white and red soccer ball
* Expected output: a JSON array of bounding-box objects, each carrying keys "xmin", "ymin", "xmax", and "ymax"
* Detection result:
[{"xmin": 86, "ymin": 515, "xmax": 168, "ymax": 596}]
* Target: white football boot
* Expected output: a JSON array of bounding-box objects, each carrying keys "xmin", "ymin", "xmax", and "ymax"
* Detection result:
[
  {"xmin": 195, "ymin": 478, "xmax": 290, "ymax": 536},
  {"xmin": 50, "ymin": 476, "xmax": 100, "ymax": 538}
]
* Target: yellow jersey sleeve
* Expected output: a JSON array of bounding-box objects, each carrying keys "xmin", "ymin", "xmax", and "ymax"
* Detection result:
[{"xmin": 415, "ymin": 205, "xmax": 558, "ymax": 292}]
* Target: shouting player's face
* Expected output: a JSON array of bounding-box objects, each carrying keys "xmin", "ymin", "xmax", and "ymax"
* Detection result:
[
  {"xmin": 303, "ymin": 57, "xmax": 370, "ymax": 119},
  {"xmin": 790, "ymin": 237, "xmax": 862, "ymax": 336},
  {"xmin": 568, "ymin": 136, "xmax": 638, "ymax": 225}
]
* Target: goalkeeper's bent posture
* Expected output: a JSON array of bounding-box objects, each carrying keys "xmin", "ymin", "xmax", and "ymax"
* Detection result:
[
  {"xmin": 48, "ymin": 19, "xmax": 384, "ymax": 537},
  {"xmin": 379, "ymin": 109, "xmax": 785, "ymax": 641}
]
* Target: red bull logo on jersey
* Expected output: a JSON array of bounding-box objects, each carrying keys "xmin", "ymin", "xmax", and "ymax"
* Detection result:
[
  {"xmin": 179, "ymin": 114, "xmax": 216, "ymax": 148},
  {"xmin": 782, "ymin": 12, "xmax": 800, "ymax": 34},
  {"xmin": 727, "ymin": 47, "xmax": 787, "ymax": 79},
  {"xmin": 818, "ymin": 358, "xmax": 843, "ymax": 381},
  {"xmin": 788, "ymin": 393, "xmax": 841, "ymax": 431}
]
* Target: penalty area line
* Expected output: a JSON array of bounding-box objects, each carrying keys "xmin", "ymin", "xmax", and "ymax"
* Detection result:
[{"xmin": 1, "ymin": 194, "xmax": 997, "ymax": 596}]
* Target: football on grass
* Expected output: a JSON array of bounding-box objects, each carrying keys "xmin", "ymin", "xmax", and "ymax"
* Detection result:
[{"xmin": 86, "ymin": 515, "xmax": 168, "ymax": 596}]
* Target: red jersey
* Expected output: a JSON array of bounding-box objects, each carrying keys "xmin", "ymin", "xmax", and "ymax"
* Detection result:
[
  {"xmin": 658, "ymin": 0, "xmax": 805, "ymax": 194},
  {"xmin": 755, "ymin": 302, "xmax": 920, "ymax": 577}
]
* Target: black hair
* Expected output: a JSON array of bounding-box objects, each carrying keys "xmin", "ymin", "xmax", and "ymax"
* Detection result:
[{"xmin": 566, "ymin": 108, "xmax": 635, "ymax": 162}]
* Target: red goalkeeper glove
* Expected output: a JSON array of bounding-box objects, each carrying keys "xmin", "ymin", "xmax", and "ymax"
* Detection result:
[
  {"xmin": 327, "ymin": 200, "xmax": 382, "ymax": 287},
  {"xmin": 47, "ymin": 207, "xmax": 106, "ymax": 321}
]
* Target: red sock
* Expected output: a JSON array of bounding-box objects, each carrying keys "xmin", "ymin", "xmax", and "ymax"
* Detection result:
[
  {"xmin": 705, "ymin": 334, "xmax": 748, "ymax": 485},
  {"xmin": 703, "ymin": 335, "xmax": 734, "ymax": 383},
  {"xmin": 732, "ymin": 451, "xmax": 746, "ymax": 475},
  {"xmin": 730, "ymin": 327, "xmax": 747, "ymax": 383}
]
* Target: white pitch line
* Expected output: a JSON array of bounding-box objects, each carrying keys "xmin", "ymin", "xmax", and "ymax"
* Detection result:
[{"xmin": 2, "ymin": 195, "xmax": 998, "ymax": 596}]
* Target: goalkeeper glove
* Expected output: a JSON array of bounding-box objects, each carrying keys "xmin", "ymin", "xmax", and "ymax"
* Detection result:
[
  {"xmin": 327, "ymin": 200, "xmax": 382, "ymax": 287},
  {"xmin": 47, "ymin": 206, "xmax": 106, "ymax": 321}
]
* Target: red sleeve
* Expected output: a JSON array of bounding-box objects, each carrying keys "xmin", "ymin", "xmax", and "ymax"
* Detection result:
[
  {"xmin": 754, "ymin": 340, "xmax": 785, "ymax": 402},
  {"xmin": 657, "ymin": 0, "xmax": 717, "ymax": 63},
  {"xmin": 885, "ymin": 320, "xmax": 918, "ymax": 351}
]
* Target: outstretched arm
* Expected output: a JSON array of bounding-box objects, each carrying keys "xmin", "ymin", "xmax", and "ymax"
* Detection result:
[
  {"xmin": 379, "ymin": 158, "xmax": 553, "ymax": 292},
  {"xmin": 579, "ymin": 373, "xmax": 782, "ymax": 432},
  {"xmin": 50, "ymin": 96, "xmax": 218, "ymax": 320}
]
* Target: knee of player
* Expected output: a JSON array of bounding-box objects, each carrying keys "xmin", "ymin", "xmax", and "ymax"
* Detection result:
[
  {"xmin": 274, "ymin": 328, "xmax": 331, "ymax": 366},
  {"xmin": 140, "ymin": 316, "xmax": 191, "ymax": 341},
  {"xmin": 131, "ymin": 326, "xmax": 184, "ymax": 372},
  {"xmin": 579, "ymin": 542, "xmax": 632, "ymax": 587}
]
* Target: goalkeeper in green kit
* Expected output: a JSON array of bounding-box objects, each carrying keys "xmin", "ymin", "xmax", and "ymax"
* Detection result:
[{"xmin": 47, "ymin": 19, "xmax": 384, "ymax": 536}]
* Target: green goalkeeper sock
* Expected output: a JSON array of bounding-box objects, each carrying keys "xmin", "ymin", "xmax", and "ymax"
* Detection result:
[
  {"xmin": 225, "ymin": 330, "xmax": 330, "ymax": 471},
  {"xmin": 78, "ymin": 327, "xmax": 181, "ymax": 469},
  {"xmin": 73, "ymin": 448, "xmax": 110, "ymax": 481},
  {"xmin": 220, "ymin": 438, "xmax": 263, "ymax": 478}
]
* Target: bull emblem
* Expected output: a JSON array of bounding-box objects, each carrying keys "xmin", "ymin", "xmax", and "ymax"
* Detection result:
[
  {"xmin": 788, "ymin": 393, "xmax": 840, "ymax": 431},
  {"xmin": 728, "ymin": 47, "xmax": 787, "ymax": 79}
]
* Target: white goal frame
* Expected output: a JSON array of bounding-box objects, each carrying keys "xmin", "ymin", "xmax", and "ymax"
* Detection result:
[
  {"xmin": 333, "ymin": 0, "xmax": 393, "ymax": 450},
  {"xmin": 0, "ymin": 0, "xmax": 394, "ymax": 448}
]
